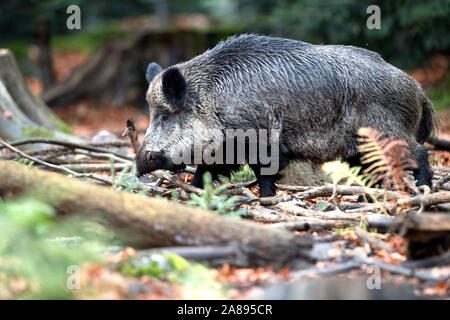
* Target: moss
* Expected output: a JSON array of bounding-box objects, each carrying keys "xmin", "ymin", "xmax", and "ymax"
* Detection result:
[
  {"xmin": 53, "ymin": 118, "xmax": 72, "ymax": 134},
  {"xmin": 280, "ymin": 161, "xmax": 330, "ymax": 186},
  {"xmin": 1, "ymin": 40, "xmax": 29, "ymax": 61},
  {"xmin": 21, "ymin": 127, "xmax": 55, "ymax": 139}
]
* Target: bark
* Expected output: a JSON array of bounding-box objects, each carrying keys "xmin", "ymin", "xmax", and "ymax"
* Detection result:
[
  {"xmin": 0, "ymin": 49, "xmax": 68, "ymax": 132},
  {"xmin": 35, "ymin": 20, "xmax": 54, "ymax": 90},
  {"xmin": 0, "ymin": 49, "xmax": 83, "ymax": 145},
  {"xmin": 0, "ymin": 78, "xmax": 79, "ymax": 145},
  {"xmin": 0, "ymin": 160, "xmax": 312, "ymax": 268}
]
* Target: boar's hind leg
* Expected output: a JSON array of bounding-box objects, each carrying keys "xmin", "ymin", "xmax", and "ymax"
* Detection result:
[{"xmin": 412, "ymin": 144, "xmax": 433, "ymax": 188}]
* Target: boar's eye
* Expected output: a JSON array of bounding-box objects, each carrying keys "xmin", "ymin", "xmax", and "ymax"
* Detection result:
[{"xmin": 161, "ymin": 115, "xmax": 169, "ymax": 121}]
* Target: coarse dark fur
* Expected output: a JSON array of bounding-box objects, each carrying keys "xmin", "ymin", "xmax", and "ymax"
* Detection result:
[{"xmin": 136, "ymin": 34, "xmax": 435, "ymax": 197}]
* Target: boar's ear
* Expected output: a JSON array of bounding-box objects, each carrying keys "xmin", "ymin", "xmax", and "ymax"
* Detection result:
[
  {"xmin": 162, "ymin": 67, "xmax": 186, "ymax": 109},
  {"xmin": 146, "ymin": 62, "xmax": 163, "ymax": 84}
]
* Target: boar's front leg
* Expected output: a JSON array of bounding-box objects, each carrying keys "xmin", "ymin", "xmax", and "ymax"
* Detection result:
[
  {"xmin": 249, "ymin": 164, "xmax": 280, "ymax": 197},
  {"xmin": 191, "ymin": 166, "xmax": 205, "ymax": 188}
]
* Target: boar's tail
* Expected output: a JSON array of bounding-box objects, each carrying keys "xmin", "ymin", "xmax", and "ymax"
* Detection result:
[{"xmin": 416, "ymin": 94, "xmax": 436, "ymax": 144}]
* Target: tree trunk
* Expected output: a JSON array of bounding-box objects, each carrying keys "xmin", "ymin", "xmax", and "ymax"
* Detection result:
[
  {"xmin": 0, "ymin": 49, "xmax": 69, "ymax": 132},
  {"xmin": 0, "ymin": 49, "xmax": 79, "ymax": 144},
  {"xmin": 35, "ymin": 20, "xmax": 54, "ymax": 91},
  {"xmin": 0, "ymin": 160, "xmax": 312, "ymax": 268}
]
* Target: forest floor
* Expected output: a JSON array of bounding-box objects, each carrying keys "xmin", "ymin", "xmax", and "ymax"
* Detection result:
[
  {"xmin": 48, "ymin": 103, "xmax": 450, "ymax": 300},
  {"xmin": 13, "ymin": 50, "xmax": 449, "ymax": 299}
]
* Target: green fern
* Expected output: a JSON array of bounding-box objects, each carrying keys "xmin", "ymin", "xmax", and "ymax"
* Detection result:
[
  {"xmin": 187, "ymin": 172, "xmax": 240, "ymax": 216},
  {"xmin": 110, "ymin": 160, "xmax": 147, "ymax": 195},
  {"xmin": 322, "ymin": 160, "xmax": 375, "ymax": 187},
  {"xmin": 230, "ymin": 165, "xmax": 255, "ymax": 183}
]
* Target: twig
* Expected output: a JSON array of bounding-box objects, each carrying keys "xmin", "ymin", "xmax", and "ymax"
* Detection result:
[
  {"xmin": 232, "ymin": 179, "xmax": 257, "ymax": 189},
  {"xmin": 277, "ymin": 200, "xmax": 371, "ymax": 221},
  {"xmin": 434, "ymin": 175, "xmax": 450, "ymax": 192},
  {"xmin": 75, "ymin": 149, "xmax": 132, "ymax": 164},
  {"xmin": 137, "ymin": 245, "xmax": 237, "ymax": 261},
  {"xmin": 0, "ymin": 139, "xmax": 167, "ymax": 195},
  {"xmin": 37, "ymin": 163, "xmax": 129, "ymax": 173},
  {"xmin": 266, "ymin": 219, "xmax": 358, "ymax": 231},
  {"xmin": 296, "ymin": 184, "xmax": 399, "ymax": 200},
  {"xmin": 354, "ymin": 226, "xmax": 394, "ymax": 253},
  {"xmin": 275, "ymin": 184, "xmax": 313, "ymax": 192},
  {"xmin": 0, "ymin": 138, "xmax": 133, "ymax": 160},
  {"xmin": 355, "ymin": 256, "xmax": 449, "ymax": 282},
  {"xmin": 225, "ymin": 186, "xmax": 256, "ymax": 199},
  {"xmin": 0, "ymin": 139, "xmax": 112, "ymax": 185},
  {"xmin": 290, "ymin": 260, "xmax": 361, "ymax": 278},
  {"xmin": 150, "ymin": 170, "xmax": 204, "ymax": 195},
  {"xmin": 401, "ymin": 251, "xmax": 450, "ymax": 269},
  {"xmin": 122, "ymin": 118, "xmax": 140, "ymax": 153},
  {"xmin": 250, "ymin": 194, "xmax": 294, "ymax": 205},
  {"xmin": 343, "ymin": 191, "xmax": 450, "ymax": 215},
  {"xmin": 292, "ymin": 255, "xmax": 448, "ymax": 282}
]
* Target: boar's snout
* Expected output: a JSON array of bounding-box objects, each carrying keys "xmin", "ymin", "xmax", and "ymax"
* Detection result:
[
  {"xmin": 135, "ymin": 147, "xmax": 163, "ymax": 178},
  {"xmin": 135, "ymin": 147, "xmax": 185, "ymax": 178},
  {"xmin": 147, "ymin": 150, "xmax": 162, "ymax": 161}
]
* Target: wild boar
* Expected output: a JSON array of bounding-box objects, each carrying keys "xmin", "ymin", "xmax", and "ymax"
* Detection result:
[{"xmin": 135, "ymin": 34, "xmax": 434, "ymax": 197}]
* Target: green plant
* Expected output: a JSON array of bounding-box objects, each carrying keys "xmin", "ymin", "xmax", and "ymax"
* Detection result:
[
  {"xmin": 230, "ymin": 164, "xmax": 255, "ymax": 183},
  {"xmin": 187, "ymin": 172, "xmax": 240, "ymax": 216},
  {"xmin": 322, "ymin": 160, "xmax": 375, "ymax": 187},
  {"xmin": 0, "ymin": 197, "xmax": 100, "ymax": 299},
  {"xmin": 119, "ymin": 250, "xmax": 226, "ymax": 299},
  {"xmin": 15, "ymin": 156, "xmax": 34, "ymax": 167},
  {"xmin": 110, "ymin": 160, "xmax": 147, "ymax": 195}
]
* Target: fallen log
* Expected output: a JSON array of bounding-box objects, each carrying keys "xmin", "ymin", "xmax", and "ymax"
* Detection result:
[
  {"xmin": 391, "ymin": 212, "xmax": 450, "ymax": 260},
  {"xmin": 426, "ymin": 136, "xmax": 450, "ymax": 152},
  {"xmin": 0, "ymin": 160, "xmax": 312, "ymax": 268}
]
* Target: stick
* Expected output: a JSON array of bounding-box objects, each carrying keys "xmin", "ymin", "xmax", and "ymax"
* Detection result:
[
  {"xmin": 0, "ymin": 138, "xmax": 133, "ymax": 160},
  {"xmin": 277, "ymin": 200, "xmax": 365, "ymax": 221},
  {"xmin": 122, "ymin": 118, "xmax": 140, "ymax": 153},
  {"xmin": 266, "ymin": 219, "xmax": 358, "ymax": 231},
  {"xmin": 434, "ymin": 175, "xmax": 450, "ymax": 192},
  {"xmin": 354, "ymin": 226, "xmax": 394, "ymax": 253},
  {"xmin": 355, "ymin": 256, "xmax": 449, "ymax": 282},
  {"xmin": 401, "ymin": 251, "xmax": 450, "ymax": 268},
  {"xmin": 37, "ymin": 163, "xmax": 129, "ymax": 173},
  {"xmin": 296, "ymin": 184, "xmax": 399, "ymax": 200},
  {"xmin": 150, "ymin": 170, "xmax": 204, "ymax": 195},
  {"xmin": 0, "ymin": 139, "xmax": 109, "ymax": 184},
  {"xmin": 136, "ymin": 245, "xmax": 237, "ymax": 261},
  {"xmin": 290, "ymin": 260, "xmax": 361, "ymax": 278}
]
